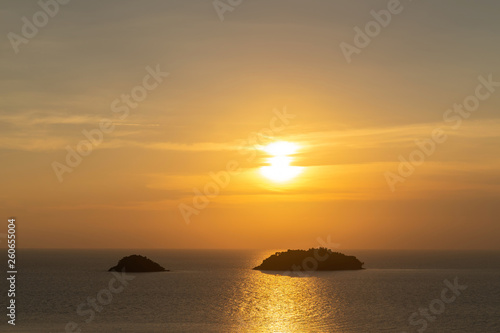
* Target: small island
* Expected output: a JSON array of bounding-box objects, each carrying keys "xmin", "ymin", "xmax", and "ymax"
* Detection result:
[
  {"xmin": 253, "ymin": 248, "xmax": 364, "ymax": 271},
  {"xmin": 108, "ymin": 255, "xmax": 168, "ymax": 272}
]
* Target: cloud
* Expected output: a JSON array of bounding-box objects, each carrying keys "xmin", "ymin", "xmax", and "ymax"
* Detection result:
[
  {"xmin": 0, "ymin": 111, "xmax": 102, "ymax": 126},
  {"xmin": 1, "ymin": 108, "xmax": 499, "ymax": 161},
  {"xmin": 295, "ymin": 119, "xmax": 500, "ymax": 149}
]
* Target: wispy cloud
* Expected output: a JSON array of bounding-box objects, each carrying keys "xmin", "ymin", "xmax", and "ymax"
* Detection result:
[
  {"xmin": 295, "ymin": 119, "xmax": 500, "ymax": 150},
  {"xmin": 1, "ymin": 112, "xmax": 499, "ymax": 157},
  {"xmin": 0, "ymin": 111, "xmax": 102, "ymax": 126}
]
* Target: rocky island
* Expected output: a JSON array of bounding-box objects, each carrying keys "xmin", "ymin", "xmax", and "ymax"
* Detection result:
[
  {"xmin": 253, "ymin": 248, "xmax": 364, "ymax": 271},
  {"xmin": 108, "ymin": 255, "xmax": 168, "ymax": 272}
]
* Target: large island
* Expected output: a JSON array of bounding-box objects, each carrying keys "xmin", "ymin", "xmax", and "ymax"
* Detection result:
[{"xmin": 253, "ymin": 248, "xmax": 364, "ymax": 271}]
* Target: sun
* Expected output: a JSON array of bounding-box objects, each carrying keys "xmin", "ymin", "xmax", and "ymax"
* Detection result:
[{"xmin": 260, "ymin": 141, "xmax": 303, "ymax": 182}]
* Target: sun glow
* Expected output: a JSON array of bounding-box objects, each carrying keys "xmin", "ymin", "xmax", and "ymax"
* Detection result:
[{"xmin": 260, "ymin": 141, "xmax": 303, "ymax": 182}]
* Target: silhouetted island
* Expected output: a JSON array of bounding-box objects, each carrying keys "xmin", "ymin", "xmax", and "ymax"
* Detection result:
[
  {"xmin": 253, "ymin": 248, "xmax": 364, "ymax": 271},
  {"xmin": 108, "ymin": 255, "xmax": 168, "ymax": 272}
]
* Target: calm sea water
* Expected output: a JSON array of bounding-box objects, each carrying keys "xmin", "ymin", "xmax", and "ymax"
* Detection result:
[{"xmin": 1, "ymin": 250, "xmax": 500, "ymax": 332}]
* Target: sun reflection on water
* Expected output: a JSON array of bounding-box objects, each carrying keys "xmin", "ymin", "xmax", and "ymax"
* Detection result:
[{"xmin": 232, "ymin": 270, "xmax": 339, "ymax": 332}]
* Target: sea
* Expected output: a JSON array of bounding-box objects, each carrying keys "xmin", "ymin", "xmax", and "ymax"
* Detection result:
[{"xmin": 1, "ymin": 249, "xmax": 499, "ymax": 332}]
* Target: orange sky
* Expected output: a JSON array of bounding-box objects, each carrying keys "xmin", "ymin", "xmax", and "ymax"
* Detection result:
[{"xmin": 1, "ymin": 1, "xmax": 500, "ymax": 249}]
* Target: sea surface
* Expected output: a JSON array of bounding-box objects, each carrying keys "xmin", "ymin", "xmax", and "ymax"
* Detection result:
[{"xmin": 1, "ymin": 249, "xmax": 499, "ymax": 332}]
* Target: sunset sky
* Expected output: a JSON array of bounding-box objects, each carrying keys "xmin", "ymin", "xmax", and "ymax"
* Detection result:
[{"xmin": 1, "ymin": 0, "xmax": 499, "ymax": 249}]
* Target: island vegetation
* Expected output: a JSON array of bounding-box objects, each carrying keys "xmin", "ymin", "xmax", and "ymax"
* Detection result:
[
  {"xmin": 253, "ymin": 248, "xmax": 364, "ymax": 271},
  {"xmin": 108, "ymin": 255, "xmax": 168, "ymax": 272}
]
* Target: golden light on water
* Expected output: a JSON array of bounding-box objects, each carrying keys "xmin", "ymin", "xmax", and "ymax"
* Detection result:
[
  {"xmin": 231, "ymin": 261, "xmax": 338, "ymax": 332},
  {"xmin": 260, "ymin": 141, "xmax": 304, "ymax": 182}
]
